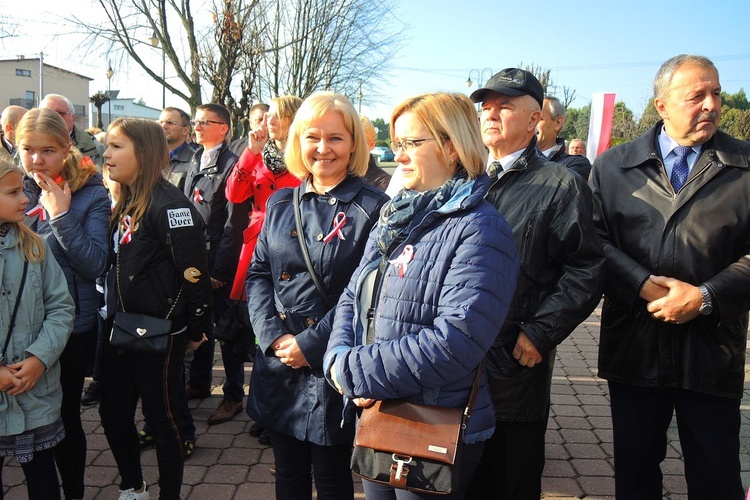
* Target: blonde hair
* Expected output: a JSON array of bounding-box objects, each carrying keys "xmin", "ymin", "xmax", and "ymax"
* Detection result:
[
  {"xmin": 108, "ymin": 118, "xmax": 169, "ymax": 231},
  {"xmin": 360, "ymin": 116, "xmax": 376, "ymax": 148},
  {"xmin": 16, "ymin": 108, "xmax": 98, "ymax": 192},
  {"xmin": 272, "ymin": 95, "xmax": 303, "ymax": 124},
  {"xmin": 285, "ymin": 91, "xmax": 369, "ymax": 179},
  {"xmin": 390, "ymin": 93, "xmax": 487, "ymax": 179},
  {"xmin": 0, "ymin": 160, "xmax": 44, "ymax": 262}
]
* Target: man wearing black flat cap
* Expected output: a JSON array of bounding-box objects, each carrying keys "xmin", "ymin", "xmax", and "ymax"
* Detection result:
[{"xmin": 465, "ymin": 68, "xmax": 605, "ymax": 500}]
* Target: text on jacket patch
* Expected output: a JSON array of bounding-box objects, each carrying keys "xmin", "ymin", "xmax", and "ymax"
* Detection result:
[{"xmin": 167, "ymin": 208, "xmax": 194, "ymax": 228}]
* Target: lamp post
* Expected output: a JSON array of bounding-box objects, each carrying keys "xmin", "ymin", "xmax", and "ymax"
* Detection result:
[
  {"xmin": 105, "ymin": 63, "xmax": 114, "ymax": 127},
  {"xmin": 150, "ymin": 31, "xmax": 166, "ymax": 108},
  {"xmin": 466, "ymin": 67, "xmax": 494, "ymax": 90},
  {"xmin": 357, "ymin": 81, "xmax": 363, "ymax": 114}
]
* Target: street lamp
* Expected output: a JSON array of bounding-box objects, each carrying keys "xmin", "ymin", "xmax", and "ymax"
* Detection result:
[
  {"xmin": 150, "ymin": 31, "xmax": 166, "ymax": 108},
  {"xmin": 357, "ymin": 80, "xmax": 363, "ymax": 115},
  {"xmin": 105, "ymin": 63, "xmax": 114, "ymax": 127},
  {"xmin": 466, "ymin": 68, "xmax": 494, "ymax": 89}
]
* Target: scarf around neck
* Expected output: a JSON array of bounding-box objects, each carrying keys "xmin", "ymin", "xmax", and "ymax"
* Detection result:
[
  {"xmin": 262, "ymin": 139, "xmax": 287, "ymax": 175},
  {"xmin": 376, "ymin": 172, "xmax": 469, "ymax": 256}
]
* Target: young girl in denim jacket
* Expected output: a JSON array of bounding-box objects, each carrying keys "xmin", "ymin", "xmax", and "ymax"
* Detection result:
[{"xmin": 0, "ymin": 160, "xmax": 75, "ymax": 499}]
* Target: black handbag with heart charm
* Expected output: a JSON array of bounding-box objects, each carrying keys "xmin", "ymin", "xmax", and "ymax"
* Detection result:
[{"xmin": 109, "ymin": 251, "xmax": 181, "ymax": 354}]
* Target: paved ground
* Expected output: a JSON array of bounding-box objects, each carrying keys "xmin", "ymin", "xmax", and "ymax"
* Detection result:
[{"xmin": 2, "ymin": 303, "xmax": 749, "ymax": 498}]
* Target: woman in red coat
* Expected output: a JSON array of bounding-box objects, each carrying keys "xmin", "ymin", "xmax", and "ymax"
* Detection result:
[{"xmin": 225, "ymin": 95, "xmax": 303, "ymax": 300}]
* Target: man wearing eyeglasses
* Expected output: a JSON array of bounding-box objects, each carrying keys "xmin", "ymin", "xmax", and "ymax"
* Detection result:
[
  {"xmin": 159, "ymin": 107, "xmax": 195, "ymax": 191},
  {"xmin": 40, "ymin": 94, "xmax": 105, "ymax": 167},
  {"xmin": 183, "ymin": 103, "xmax": 249, "ymax": 426},
  {"xmin": 465, "ymin": 68, "xmax": 605, "ymax": 500}
]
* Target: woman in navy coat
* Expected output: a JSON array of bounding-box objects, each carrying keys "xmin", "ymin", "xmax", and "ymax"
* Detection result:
[
  {"xmin": 324, "ymin": 92, "xmax": 520, "ymax": 499},
  {"xmin": 245, "ymin": 91, "xmax": 388, "ymax": 499}
]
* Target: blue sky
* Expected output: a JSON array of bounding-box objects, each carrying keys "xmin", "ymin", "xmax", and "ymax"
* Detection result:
[{"xmin": 3, "ymin": 0, "xmax": 749, "ymax": 122}]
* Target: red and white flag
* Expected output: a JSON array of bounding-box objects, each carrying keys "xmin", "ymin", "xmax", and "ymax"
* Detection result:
[{"xmin": 587, "ymin": 92, "xmax": 616, "ymax": 162}]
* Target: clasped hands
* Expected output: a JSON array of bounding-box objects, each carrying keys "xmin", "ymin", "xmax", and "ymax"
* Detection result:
[
  {"xmin": 273, "ymin": 333, "xmax": 309, "ymax": 370},
  {"xmin": 641, "ymin": 275, "xmax": 702, "ymax": 325},
  {"xmin": 0, "ymin": 356, "xmax": 45, "ymax": 396}
]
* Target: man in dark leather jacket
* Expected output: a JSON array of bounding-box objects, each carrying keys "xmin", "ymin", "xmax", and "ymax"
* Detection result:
[
  {"xmin": 183, "ymin": 103, "xmax": 249, "ymax": 425},
  {"xmin": 537, "ymin": 95, "xmax": 592, "ymax": 179},
  {"xmin": 466, "ymin": 68, "xmax": 605, "ymax": 500},
  {"xmin": 591, "ymin": 54, "xmax": 750, "ymax": 500}
]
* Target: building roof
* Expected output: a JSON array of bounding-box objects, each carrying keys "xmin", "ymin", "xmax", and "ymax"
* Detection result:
[{"xmin": 0, "ymin": 57, "xmax": 93, "ymax": 81}]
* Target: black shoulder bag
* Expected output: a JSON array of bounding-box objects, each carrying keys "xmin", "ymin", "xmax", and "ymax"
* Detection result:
[
  {"xmin": 1, "ymin": 261, "xmax": 29, "ymax": 366},
  {"xmin": 110, "ymin": 251, "xmax": 181, "ymax": 354}
]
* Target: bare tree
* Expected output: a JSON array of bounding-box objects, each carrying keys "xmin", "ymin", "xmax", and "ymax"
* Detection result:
[
  {"xmin": 0, "ymin": 15, "xmax": 18, "ymax": 40},
  {"xmin": 76, "ymin": 0, "xmax": 401, "ymax": 137},
  {"xmin": 257, "ymin": 0, "xmax": 401, "ymax": 102},
  {"xmin": 521, "ymin": 62, "xmax": 576, "ymax": 108},
  {"xmin": 76, "ymin": 0, "xmax": 203, "ymax": 113}
]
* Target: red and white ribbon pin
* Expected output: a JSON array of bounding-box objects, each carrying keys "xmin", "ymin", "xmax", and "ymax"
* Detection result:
[
  {"xmin": 26, "ymin": 203, "xmax": 47, "ymax": 221},
  {"xmin": 193, "ymin": 188, "xmax": 204, "ymax": 204},
  {"xmin": 389, "ymin": 245, "xmax": 414, "ymax": 278},
  {"xmin": 119, "ymin": 215, "xmax": 133, "ymax": 245},
  {"xmin": 323, "ymin": 212, "xmax": 347, "ymax": 243}
]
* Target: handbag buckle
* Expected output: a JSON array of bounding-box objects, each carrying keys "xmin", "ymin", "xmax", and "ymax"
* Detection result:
[{"xmin": 390, "ymin": 454, "xmax": 413, "ymax": 482}]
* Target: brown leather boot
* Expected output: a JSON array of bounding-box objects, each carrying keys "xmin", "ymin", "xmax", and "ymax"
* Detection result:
[{"xmin": 207, "ymin": 398, "xmax": 242, "ymax": 425}]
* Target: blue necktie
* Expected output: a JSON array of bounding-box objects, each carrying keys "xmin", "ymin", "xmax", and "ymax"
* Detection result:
[{"xmin": 670, "ymin": 146, "xmax": 692, "ymax": 192}]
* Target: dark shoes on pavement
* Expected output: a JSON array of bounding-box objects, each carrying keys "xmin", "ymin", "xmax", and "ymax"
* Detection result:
[
  {"xmin": 249, "ymin": 422, "xmax": 270, "ymax": 446},
  {"xmin": 207, "ymin": 398, "xmax": 242, "ymax": 425},
  {"xmin": 185, "ymin": 385, "xmax": 212, "ymax": 400},
  {"xmin": 81, "ymin": 380, "xmax": 101, "ymax": 406},
  {"xmin": 139, "ymin": 428, "xmax": 195, "ymax": 460}
]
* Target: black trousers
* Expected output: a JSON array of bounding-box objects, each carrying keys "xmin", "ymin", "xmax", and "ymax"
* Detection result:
[
  {"xmin": 99, "ymin": 333, "xmax": 187, "ymax": 500},
  {"xmin": 0, "ymin": 449, "xmax": 60, "ymax": 500},
  {"xmin": 267, "ymin": 429, "xmax": 354, "ymax": 500},
  {"xmin": 608, "ymin": 381, "xmax": 744, "ymax": 500},
  {"xmin": 464, "ymin": 417, "xmax": 548, "ymax": 500},
  {"xmin": 54, "ymin": 333, "xmax": 89, "ymax": 499}
]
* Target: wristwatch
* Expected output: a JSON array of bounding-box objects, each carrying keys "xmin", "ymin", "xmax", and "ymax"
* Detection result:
[{"xmin": 698, "ymin": 284, "xmax": 714, "ymax": 315}]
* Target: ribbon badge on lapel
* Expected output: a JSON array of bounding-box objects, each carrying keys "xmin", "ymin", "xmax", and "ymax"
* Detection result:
[
  {"xmin": 26, "ymin": 202, "xmax": 47, "ymax": 221},
  {"xmin": 193, "ymin": 188, "xmax": 204, "ymax": 204},
  {"xmin": 323, "ymin": 212, "xmax": 347, "ymax": 243},
  {"xmin": 119, "ymin": 215, "xmax": 133, "ymax": 245},
  {"xmin": 389, "ymin": 245, "xmax": 414, "ymax": 278}
]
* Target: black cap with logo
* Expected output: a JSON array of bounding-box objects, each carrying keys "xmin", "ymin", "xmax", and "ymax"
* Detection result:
[{"xmin": 470, "ymin": 68, "xmax": 544, "ymax": 108}]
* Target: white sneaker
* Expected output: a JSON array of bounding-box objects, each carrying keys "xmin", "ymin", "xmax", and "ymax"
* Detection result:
[{"xmin": 118, "ymin": 481, "xmax": 150, "ymax": 499}]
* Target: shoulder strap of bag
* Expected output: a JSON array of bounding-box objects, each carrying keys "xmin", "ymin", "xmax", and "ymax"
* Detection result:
[
  {"xmin": 364, "ymin": 254, "xmax": 484, "ymax": 424},
  {"xmin": 116, "ymin": 250, "xmax": 182, "ymax": 320},
  {"xmin": 463, "ymin": 364, "xmax": 483, "ymax": 425},
  {"xmin": 2, "ymin": 260, "xmax": 29, "ymax": 364},
  {"xmin": 293, "ymin": 186, "xmax": 332, "ymax": 309}
]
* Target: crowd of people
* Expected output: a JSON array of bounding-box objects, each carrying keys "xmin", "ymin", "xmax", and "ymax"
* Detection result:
[{"xmin": 0, "ymin": 52, "xmax": 748, "ymax": 500}]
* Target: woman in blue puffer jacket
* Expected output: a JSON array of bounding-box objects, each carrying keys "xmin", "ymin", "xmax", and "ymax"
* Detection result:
[
  {"xmin": 325, "ymin": 92, "xmax": 519, "ymax": 499},
  {"xmin": 17, "ymin": 108, "xmax": 110, "ymax": 500}
]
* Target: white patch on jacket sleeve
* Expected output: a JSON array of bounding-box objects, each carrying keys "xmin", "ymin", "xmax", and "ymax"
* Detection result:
[{"xmin": 167, "ymin": 208, "xmax": 194, "ymax": 228}]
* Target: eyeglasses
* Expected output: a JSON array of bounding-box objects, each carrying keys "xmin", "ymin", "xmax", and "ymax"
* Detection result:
[
  {"xmin": 190, "ymin": 120, "xmax": 226, "ymax": 128},
  {"xmin": 159, "ymin": 120, "xmax": 187, "ymax": 127},
  {"xmin": 390, "ymin": 138, "xmax": 436, "ymax": 152}
]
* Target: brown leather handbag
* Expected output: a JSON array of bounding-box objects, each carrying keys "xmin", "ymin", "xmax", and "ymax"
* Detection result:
[{"xmin": 350, "ymin": 367, "xmax": 482, "ymax": 495}]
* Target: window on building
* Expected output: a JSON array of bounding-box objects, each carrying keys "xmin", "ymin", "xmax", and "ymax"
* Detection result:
[
  {"xmin": 15, "ymin": 69, "xmax": 31, "ymax": 77},
  {"xmin": 114, "ymin": 105, "xmax": 124, "ymax": 110}
]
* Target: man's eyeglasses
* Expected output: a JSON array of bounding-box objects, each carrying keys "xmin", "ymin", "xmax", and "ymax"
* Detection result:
[
  {"xmin": 190, "ymin": 120, "xmax": 226, "ymax": 128},
  {"xmin": 159, "ymin": 120, "xmax": 188, "ymax": 127},
  {"xmin": 390, "ymin": 138, "xmax": 436, "ymax": 152}
]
